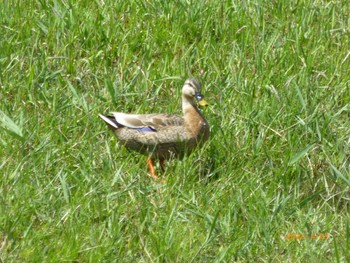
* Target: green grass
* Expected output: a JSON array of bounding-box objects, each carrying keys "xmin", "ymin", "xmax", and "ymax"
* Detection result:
[{"xmin": 1, "ymin": 0, "xmax": 349, "ymax": 261}]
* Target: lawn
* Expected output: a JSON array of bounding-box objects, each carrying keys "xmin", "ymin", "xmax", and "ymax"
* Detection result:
[{"xmin": 1, "ymin": 0, "xmax": 349, "ymax": 261}]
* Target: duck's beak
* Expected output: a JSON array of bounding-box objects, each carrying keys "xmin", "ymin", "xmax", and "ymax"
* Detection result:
[
  {"xmin": 198, "ymin": 99, "xmax": 208, "ymax": 107},
  {"xmin": 195, "ymin": 92, "xmax": 208, "ymax": 107}
]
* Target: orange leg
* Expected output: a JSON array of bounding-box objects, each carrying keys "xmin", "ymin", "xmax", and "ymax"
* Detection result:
[{"xmin": 147, "ymin": 158, "xmax": 165, "ymax": 184}]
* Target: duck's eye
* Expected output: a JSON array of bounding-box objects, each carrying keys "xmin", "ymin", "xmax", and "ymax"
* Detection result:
[{"xmin": 195, "ymin": 92, "xmax": 203, "ymax": 101}]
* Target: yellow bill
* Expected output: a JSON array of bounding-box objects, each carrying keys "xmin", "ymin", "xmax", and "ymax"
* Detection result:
[{"xmin": 198, "ymin": 99, "xmax": 208, "ymax": 107}]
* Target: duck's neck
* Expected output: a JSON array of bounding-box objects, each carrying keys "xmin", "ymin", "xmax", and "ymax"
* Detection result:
[
  {"xmin": 182, "ymin": 95, "xmax": 209, "ymax": 140},
  {"xmin": 182, "ymin": 95, "xmax": 196, "ymax": 113},
  {"xmin": 182, "ymin": 95, "xmax": 205, "ymax": 122}
]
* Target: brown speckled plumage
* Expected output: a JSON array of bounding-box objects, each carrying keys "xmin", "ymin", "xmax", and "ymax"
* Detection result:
[{"xmin": 99, "ymin": 78, "xmax": 209, "ymax": 182}]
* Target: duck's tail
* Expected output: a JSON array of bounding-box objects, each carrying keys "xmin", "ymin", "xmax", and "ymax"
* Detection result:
[{"xmin": 98, "ymin": 114, "xmax": 120, "ymax": 129}]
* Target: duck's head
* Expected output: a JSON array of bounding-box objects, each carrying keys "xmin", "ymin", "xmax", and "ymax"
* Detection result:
[{"xmin": 182, "ymin": 78, "xmax": 208, "ymax": 107}]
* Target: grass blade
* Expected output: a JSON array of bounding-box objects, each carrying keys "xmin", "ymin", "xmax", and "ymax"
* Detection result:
[
  {"xmin": 58, "ymin": 169, "xmax": 70, "ymax": 204},
  {"xmin": 67, "ymin": 80, "xmax": 89, "ymax": 113},
  {"xmin": 288, "ymin": 144, "xmax": 315, "ymax": 166},
  {"xmin": 205, "ymin": 210, "xmax": 220, "ymax": 243},
  {"xmin": 105, "ymin": 78, "xmax": 117, "ymax": 107},
  {"xmin": 0, "ymin": 110, "xmax": 23, "ymax": 140},
  {"xmin": 330, "ymin": 163, "xmax": 350, "ymax": 187}
]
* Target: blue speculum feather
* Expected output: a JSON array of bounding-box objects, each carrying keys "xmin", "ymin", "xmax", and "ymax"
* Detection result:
[{"xmin": 135, "ymin": 127, "xmax": 157, "ymax": 132}]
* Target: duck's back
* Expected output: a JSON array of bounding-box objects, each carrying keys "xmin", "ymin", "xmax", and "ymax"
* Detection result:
[{"xmin": 114, "ymin": 112, "xmax": 208, "ymax": 159}]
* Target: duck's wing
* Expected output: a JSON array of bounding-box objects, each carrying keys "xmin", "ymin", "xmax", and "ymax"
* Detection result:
[{"xmin": 111, "ymin": 112, "xmax": 184, "ymax": 131}]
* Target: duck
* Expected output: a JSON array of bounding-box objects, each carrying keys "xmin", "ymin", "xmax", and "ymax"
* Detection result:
[{"xmin": 99, "ymin": 78, "xmax": 210, "ymax": 183}]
